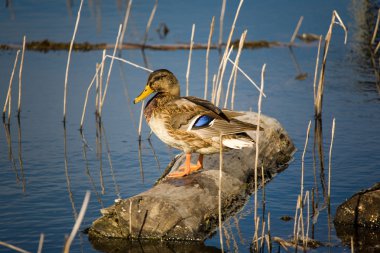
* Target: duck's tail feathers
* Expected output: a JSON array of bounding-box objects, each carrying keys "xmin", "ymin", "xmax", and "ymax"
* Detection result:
[{"xmin": 222, "ymin": 138, "xmax": 254, "ymax": 149}]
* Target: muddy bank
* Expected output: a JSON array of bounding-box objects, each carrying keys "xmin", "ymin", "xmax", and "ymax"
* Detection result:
[{"xmin": 88, "ymin": 111, "xmax": 295, "ymax": 243}]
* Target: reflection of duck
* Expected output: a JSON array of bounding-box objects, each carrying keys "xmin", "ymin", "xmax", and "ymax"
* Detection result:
[{"xmin": 134, "ymin": 69, "xmax": 262, "ymax": 178}]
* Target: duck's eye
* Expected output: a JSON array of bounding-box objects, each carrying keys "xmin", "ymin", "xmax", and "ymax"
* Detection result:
[{"xmin": 192, "ymin": 115, "xmax": 214, "ymax": 129}]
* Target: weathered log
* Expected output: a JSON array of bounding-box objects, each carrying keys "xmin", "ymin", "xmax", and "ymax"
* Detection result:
[{"xmin": 88, "ymin": 111, "xmax": 295, "ymax": 242}]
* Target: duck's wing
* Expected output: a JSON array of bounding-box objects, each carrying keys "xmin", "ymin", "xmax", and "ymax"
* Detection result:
[{"xmin": 168, "ymin": 97, "xmax": 261, "ymax": 140}]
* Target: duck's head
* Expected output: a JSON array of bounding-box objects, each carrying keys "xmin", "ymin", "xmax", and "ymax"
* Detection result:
[{"xmin": 134, "ymin": 69, "xmax": 180, "ymax": 104}]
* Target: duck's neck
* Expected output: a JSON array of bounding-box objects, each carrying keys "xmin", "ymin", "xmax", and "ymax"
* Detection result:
[{"xmin": 144, "ymin": 93, "xmax": 178, "ymax": 122}]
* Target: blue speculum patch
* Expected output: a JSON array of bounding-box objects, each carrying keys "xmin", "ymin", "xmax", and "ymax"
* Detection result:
[{"xmin": 193, "ymin": 115, "xmax": 214, "ymax": 128}]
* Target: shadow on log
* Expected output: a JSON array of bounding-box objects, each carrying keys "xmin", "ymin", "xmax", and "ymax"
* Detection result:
[{"xmin": 88, "ymin": 112, "xmax": 295, "ymax": 244}]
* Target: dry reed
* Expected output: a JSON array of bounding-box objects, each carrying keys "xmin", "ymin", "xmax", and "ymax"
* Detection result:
[
  {"xmin": 186, "ymin": 24, "xmax": 195, "ymax": 97},
  {"xmin": 253, "ymin": 63, "xmax": 266, "ymax": 249},
  {"xmin": 100, "ymin": 24, "xmax": 122, "ymax": 116},
  {"xmin": 218, "ymin": 134, "xmax": 225, "ymax": 253},
  {"xmin": 313, "ymin": 36, "xmax": 323, "ymax": 101},
  {"xmin": 371, "ymin": 8, "xmax": 380, "ymax": 45},
  {"xmin": 63, "ymin": 0, "xmax": 84, "ymax": 122},
  {"xmin": 227, "ymin": 58, "xmax": 266, "ymax": 98},
  {"xmin": 290, "ymin": 16, "xmax": 304, "ymax": 46},
  {"xmin": 328, "ymin": 118, "xmax": 336, "ymax": 202},
  {"xmin": 17, "ymin": 36, "xmax": 26, "ymax": 117},
  {"xmin": 301, "ymin": 121, "xmax": 312, "ymax": 199},
  {"xmin": 315, "ymin": 11, "xmax": 347, "ymax": 118},
  {"xmin": 63, "ymin": 190, "xmax": 91, "ymax": 253},
  {"xmin": 224, "ymin": 30, "xmax": 247, "ymax": 108},
  {"xmin": 214, "ymin": 46, "xmax": 233, "ymax": 105},
  {"xmin": 2, "ymin": 50, "xmax": 20, "ymax": 123},
  {"xmin": 0, "ymin": 241, "xmax": 31, "ymax": 253},
  {"xmin": 218, "ymin": 0, "xmax": 226, "ymax": 49},
  {"xmin": 204, "ymin": 16, "xmax": 215, "ymax": 99},
  {"xmin": 37, "ymin": 233, "xmax": 44, "ymax": 253},
  {"xmin": 215, "ymin": 0, "xmax": 244, "ymax": 107},
  {"xmin": 143, "ymin": 0, "xmax": 158, "ymax": 47},
  {"xmin": 119, "ymin": 0, "xmax": 133, "ymax": 50}
]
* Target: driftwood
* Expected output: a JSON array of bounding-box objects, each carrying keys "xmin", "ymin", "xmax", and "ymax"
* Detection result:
[
  {"xmin": 88, "ymin": 111, "xmax": 295, "ymax": 243},
  {"xmin": 0, "ymin": 40, "xmax": 295, "ymax": 52}
]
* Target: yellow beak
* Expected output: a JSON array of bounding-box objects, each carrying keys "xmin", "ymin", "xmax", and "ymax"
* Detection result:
[{"xmin": 134, "ymin": 85, "xmax": 154, "ymax": 104}]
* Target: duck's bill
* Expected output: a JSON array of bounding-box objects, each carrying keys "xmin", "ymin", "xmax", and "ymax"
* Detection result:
[{"xmin": 134, "ymin": 85, "xmax": 153, "ymax": 104}]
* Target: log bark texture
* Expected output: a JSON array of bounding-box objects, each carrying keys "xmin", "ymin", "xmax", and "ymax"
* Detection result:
[{"xmin": 88, "ymin": 111, "xmax": 295, "ymax": 241}]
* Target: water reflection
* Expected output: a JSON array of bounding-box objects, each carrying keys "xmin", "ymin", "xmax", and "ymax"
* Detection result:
[
  {"xmin": 89, "ymin": 237, "xmax": 222, "ymax": 253},
  {"xmin": 80, "ymin": 130, "xmax": 104, "ymax": 207},
  {"xmin": 2, "ymin": 118, "xmax": 27, "ymax": 192},
  {"xmin": 288, "ymin": 47, "xmax": 308, "ymax": 81}
]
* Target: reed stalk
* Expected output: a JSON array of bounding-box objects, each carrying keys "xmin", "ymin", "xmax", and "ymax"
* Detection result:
[
  {"xmin": 371, "ymin": 8, "xmax": 380, "ymax": 45},
  {"xmin": 99, "ymin": 50, "xmax": 105, "ymax": 115},
  {"xmin": 63, "ymin": 0, "xmax": 84, "ymax": 122},
  {"xmin": 17, "ymin": 36, "xmax": 26, "ymax": 118},
  {"xmin": 301, "ymin": 121, "xmax": 312, "ymax": 199},
  {"xmin": 0, "ymin": 241, "xmax": 31, "ymax": 253},
  {"xmin": 227, "ymin": 58, "xmax": 266, "ymax": 98},
  {"xmin": 100, "ymin": 24, "xmax": 122, "ymax": 116},
  {"xmin": 186, "ymin": 24, "xmax": 195, "ymax": 97},
  {"xmin": 143, "ymin": 0, "xmax": 158, "ymax": 47},
  {"xmin": 211, "ymin": 74, "xmax": 217, "ymax": 103},
  {"xmin": 218, "ymin": 0, "xmax": 226, "ymax": 49},
  {"xmin": 3, "ymin": 50, "xmax": 20, "ymax": 123},
  {"xmin": 328, "ymin": 118, "xmax": 336, "ymax": 202},
  {"xmin": 129, "ymin": 200, "xmax": 132, "ymax": 235},
  {"xmin": 215, "ymin": 46, "xmax": 233, "ymax": 106},
  {"xmin": 138, "ymin": 101, "xmax": 145, "ymax": 140},
  {"xmin": 119, "ymin": 0, "xmax": 133, "ymax": 50},
  {"xmin": 37, "ymin": 233, "xmax": 44, "ymax": 253},
  {"xmin": 63, "ymin": 191, "xmax": 91, "ymax": 253},
  {"xmin": 315, "ymin": 11, "xmax": 347, "ymax": 118},
  {"xmin": 290, "ymin": 16, "xmax": 304, "ymax": 46},
  {"xmin": 225, "ymin": 30, "xmax": 246, "ymax": 108},
  {"xmin": 218, "ymin": 134, "xmax": 224, "ymax": 253},
  {"xmin": 204, "ymin": 16, "xmax": 215, "ymax": 100},
  {"xmin": 313, "ymin": 36, "xmax": 323, "ymax": 101},
  {"xmin": 215, "ymin": 0, "xmax": 244, "ymax": 107},
  {"xmin": 254, "ymin": 63, "xmax": 266, "ymax": 235},
  {"xmin": 95, "ymin": 63, "xmax": 100, "ymax": 115}
]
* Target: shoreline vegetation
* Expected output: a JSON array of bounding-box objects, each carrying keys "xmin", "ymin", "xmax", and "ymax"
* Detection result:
[{"xmin": 0, "ymin": 38, "xmax": 317, "ymax": 52}]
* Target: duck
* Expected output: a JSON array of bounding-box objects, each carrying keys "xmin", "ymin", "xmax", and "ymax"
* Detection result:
[{"xmin": 134, "ymin": 69, "xmax": 261, "ymax": 178}]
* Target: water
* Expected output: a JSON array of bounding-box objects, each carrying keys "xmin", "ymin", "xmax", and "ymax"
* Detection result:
[{"xmin": 1, "ymin": 1, "xmax": 380, "ymax": 252}]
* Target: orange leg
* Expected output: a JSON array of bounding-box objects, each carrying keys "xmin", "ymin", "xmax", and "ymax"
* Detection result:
[{"xmin": 168, "ymin": 153, "xmax": 204, "ymax": 178}]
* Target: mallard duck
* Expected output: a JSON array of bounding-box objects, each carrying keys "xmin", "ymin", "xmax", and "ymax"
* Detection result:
[{"xmin": 134, "ymin": 69, "xmax": 261, "ymax": 178}]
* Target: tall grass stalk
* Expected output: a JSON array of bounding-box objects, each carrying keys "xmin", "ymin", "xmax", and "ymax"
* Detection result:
[
  {"xmin": 143, "ymin": 0, "xmax": 158, "ymax": 47},
  {"xmin": 63, "ymin": 191, "xmax": 90, "ymax": 253},
  {"xmin": 227, "ymin": 58, "xmax": 266, "ymax": 98},
  {"xmin": 290, "ymin": 16, "xmax": 304, "ymax": 46},
  {"xmin": 301, "ymin": 121, "xmax": 312, "ymax": 199},
  {"xmin": 215, "ymin": 0, "xmax": 244, "ymax": 107},
  {"xmin": 119, "ymin": 0, "xmax": 133, "ymax": 50},
  {"xmin": 215, "ymin": 46, "xmax": 233, "ymax": 106},
  {"xmin": 100, "ymin": 24, "xmax": 122, "ymax": 116},
  {"xmin": 371, "ymin": 8, "xmax": 380, "ymax": 45},
  {"xmin": 63, "ymin": 0, "xmax": 84, "ymax": 122},
  {"xmin": 218, "ymin": 0, "xmax": 226, "ymax": 49},
  {"xmin": 328, "ymin": 118, "xmax": 336, "ymax": 202},
  {"xmin": 224, "ymin": 30, "xmax": 247, "ymax": 108},
  {"xmin": 37, "ymin": 233, "xmax": 44, "ymax": 253},
  {"xmin": 2, "ymin": 50, "xmax": 20, "ymax": 123},
  {"xmin": 204, "ymin": 16, "xmax": 215, "ymax": 99},
  {"xmin": 186, "ymin": 24, "xmax": 195, "ymax": 97},
  {"xmin": 218, "ymin": 134, "xmax": 224, "ymax": 253},
  {"xmin": 315, "ymin": 11, "xmax": 347, "ymax": 118},
  {"xmin": 313, "ymin": 36, "xmax": 323, "ymax": 101},
  {"xmin": 17, "ymin": 36, "xmax": 26, "ymax": 117},
  {"xmin": 0, "ymin": 241, "xmax": 31, "ymax": 253},
  {"xmin": 254, "ymin": 63, "xmax": 266, "ymax": 245}
]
